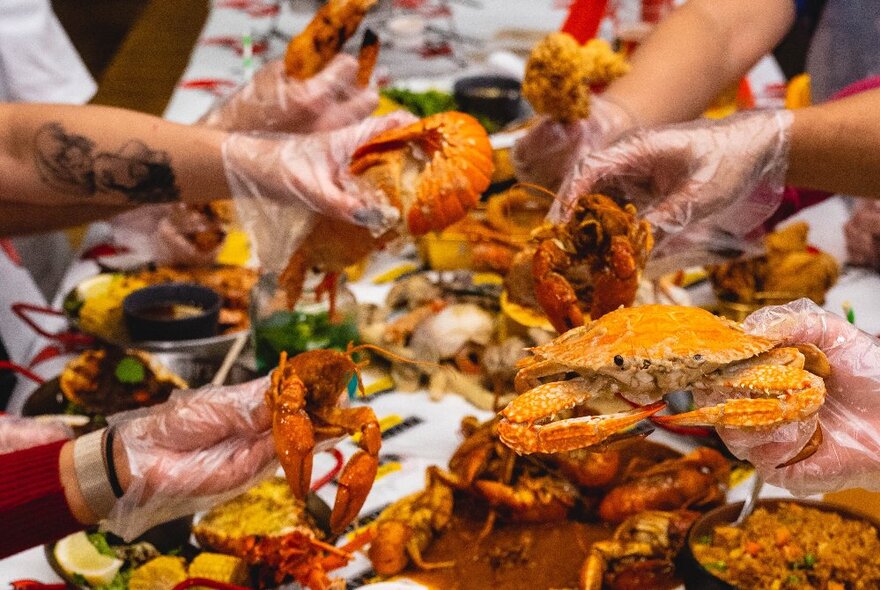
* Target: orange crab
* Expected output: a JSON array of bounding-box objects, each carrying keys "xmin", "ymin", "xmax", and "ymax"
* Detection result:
[
  {"xmin": 530, "ymin": 193, "xmax": 653, "ymax": 334},
  {"xmin": 349, "ymin": 111, "xmax": 494, "ymax": 236},
  {"xmin": 267, "ymin": 348, "xmax": 380, "ymax": 534},
  {"xmin": 498, "ymin": 305, "xmax": 830, "ymax": 465}
]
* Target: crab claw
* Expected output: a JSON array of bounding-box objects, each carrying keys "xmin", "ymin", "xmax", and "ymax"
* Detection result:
[
  {"xmin": 273, "ymin": 410, "xmax": 316, "ymax": 500},
  {"xmin": 329, "ymin": 420, "xmax": 381, "ymax": 533},
  {"xmin": 498, "ymin": 401, "xmax": 666, "ymax": 454}
]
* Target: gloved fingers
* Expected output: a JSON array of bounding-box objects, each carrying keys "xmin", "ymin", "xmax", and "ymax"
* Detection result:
[
  {"xmin": 113, "ymin": 377, "xmax": 272, "ymax": 452},
  {"xmin": 305, "ymin": 53, "xmax": 361, "ymax": 101},
  {"xmin": 310, "ymin": 89, "xmax": 380, "ymax": 132},
  {"xmin": 513, "ymin": 117, "xmax": 585, "ymax": 190},
  {"xmin": 0, "ymin": 416, "xmax": 73, "ymax": 453},
  {"xmin": 139, "ymin": 434, "xmax": 276, "ymax": 497},
  {"xmin": 742, "ymin": 299, "xmax": 857, "ymax": 351}
]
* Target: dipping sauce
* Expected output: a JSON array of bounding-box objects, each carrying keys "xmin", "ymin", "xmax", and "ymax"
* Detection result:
[{"xmin": 135, "ymin": 302, "xmax": 205, "ymax": 321}]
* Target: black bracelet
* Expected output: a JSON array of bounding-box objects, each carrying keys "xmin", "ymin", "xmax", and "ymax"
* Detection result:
[{"xmin": 103, "ymin": 426, "xmax": 126, "ymax": 498}]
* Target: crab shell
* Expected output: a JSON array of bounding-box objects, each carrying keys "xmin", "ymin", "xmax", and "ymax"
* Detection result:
[
  {"xmin": 349, "ymin": 112, "xmax": 494, "ymax": 236},
  {"xmin": 520, "ymin": 304, "xmax": 777, "ymax": 406}
]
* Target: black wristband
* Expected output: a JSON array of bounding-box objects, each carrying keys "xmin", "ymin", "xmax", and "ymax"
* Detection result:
[{"xmin": 103, "ymin": 426, "xmax": 125, "ymax": 498}]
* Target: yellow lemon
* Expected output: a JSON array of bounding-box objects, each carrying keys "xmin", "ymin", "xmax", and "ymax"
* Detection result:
[{"xmin": 53, "ymin": 532, "xmax": 124, "ymax": 586}]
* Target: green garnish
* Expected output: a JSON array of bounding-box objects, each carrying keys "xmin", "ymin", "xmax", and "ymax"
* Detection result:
[
  {"xmin": 381, "ymin": 87, "xmax": 458, "ymax": 117},
  {"xmin": 114, "ymin": 356, "xmax": 145, "ymax": 384},
  {"xmin": 696, "ymin": 534, "xmax": 713, "ymax": 545},
  {"xmin": 95, "ymin": 570, "xmax": 131, "ymax": 590},
  {"xmin": 791, "ymin": 554, "xmax": 817, "ymax": 570},
  {"xmin": 87, "ymin": 532, "xmax": 115, "ymax": 557},
  {"xmin": 786, "ymin": 574, "xmax": 801, "ymax": 585},
  {"xmin": 704, "ymin": 560, "xmax": 728, "ymax": 571},
  {"xmin": 70, "ymin": 573, "xmax": 87, "ymax": 586}
]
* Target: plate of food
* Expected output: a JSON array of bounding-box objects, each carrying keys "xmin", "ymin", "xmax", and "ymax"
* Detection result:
[
  {"xmin": 685, "ymin": 499, "xmax": 880, "ymax": 589},
  {"xmin": 22, "ymin": 348, "xmax": 188, "ymax": 434},
  {"xmin": 60, "ymin": 265, "xmax": 258, "ymax": 357},
  {"xmin": 47, "ymin": 478, "xmax": 345, "ymax": 590},
  {"xmin": 343, "ymin": 416, "xmax": 730, "ymax": 590}
]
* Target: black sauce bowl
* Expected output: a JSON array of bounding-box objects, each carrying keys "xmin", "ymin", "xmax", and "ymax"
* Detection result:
[
  {"xmin": 123, "ymin": 283, "xmax": 220, "ymax": 342},
  {"xmin": 681, "ymin": 499, "xmax": 880, "ymax": 589},
  {"xmin": 454, "ymin": 75, "xmax": 523, "ymax": 128}
]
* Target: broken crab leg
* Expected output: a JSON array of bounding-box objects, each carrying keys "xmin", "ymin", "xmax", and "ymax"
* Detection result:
[{"xmin": 498, "ymin": 401, "xmax": 666, "ymax": 454}]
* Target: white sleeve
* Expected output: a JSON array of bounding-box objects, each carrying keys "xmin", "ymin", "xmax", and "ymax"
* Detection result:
[{"xmin": 0, "ymin": 0, "xmax": 96, "ymax": 103}]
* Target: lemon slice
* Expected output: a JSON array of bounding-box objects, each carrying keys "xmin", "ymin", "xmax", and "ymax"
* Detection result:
[
  {"xmin": 75, "ymin": 273, "xmax": 117, "ymax": 300},
  {"xmin": 53, "ymin": 532, "xmax": 124, "ymax": 586},
  {"xmin": 499, "ymin": 290, "xmax": 555, "ymax": 331},
  {"xmin": 129, "ymin": 556, "xmax": 187, "ymax": 590}
]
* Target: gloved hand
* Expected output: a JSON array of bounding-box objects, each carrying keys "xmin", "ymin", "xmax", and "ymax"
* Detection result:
[
  {"xmin": 512, "ymin": 95, "xmax": 637, "ymax": 191},
  {"xmin": 104, "ymin": 377, "xmax": 276, "ymax": 540},
  {"xmin": 844, "ymin": 198, "xmax": 880, "ymax": 270},
  {"xmin": 0, "ymin": 416, "xmax": 72, "ymax": 454},
  {"xmin": 111, "ymin": 203, "xmax": 224, "ymax": 266},
  {"xmin": 200, "ymin": 55, "xmax": 379, "ymax": 134},
  {"xmin": 552, "ymin": 110, "xmax": 794, "ymax": 273},
  {"xmin": 222, "ymin": 110, "xmax": 417, "ymax": 272},
  {"xmin": 718, "ymin": 299, "xmax": 880, "ymax": 495}
]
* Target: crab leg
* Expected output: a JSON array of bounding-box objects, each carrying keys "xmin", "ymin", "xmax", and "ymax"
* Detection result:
[
  {"xmin": 652, "ymin": 364, "xmax": 826, "ymax": 428},
  {"xmin": 498, "ymin": 401, "xmax": 666, "ymax": 454}
]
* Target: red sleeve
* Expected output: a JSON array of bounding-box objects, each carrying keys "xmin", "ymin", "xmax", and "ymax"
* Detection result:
[{"xmin": 0, "ymin": 440, "xmax": 85, "ymax": 558}]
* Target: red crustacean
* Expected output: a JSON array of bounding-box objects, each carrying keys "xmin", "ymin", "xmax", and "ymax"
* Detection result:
[
  {"xmin": 266, "ymin": 348, "xmax": 380, "ymax": 534},
  {"xmin": 530, "ymin": 193, "xmax": 653, "ymax": 334},
  {"xmin": 349, "ymin": 111, "xmax": 494, "ymax": 236},
  {"xmin": 598, "ymin": 447, "xmax": 730, "ymax": 524}
]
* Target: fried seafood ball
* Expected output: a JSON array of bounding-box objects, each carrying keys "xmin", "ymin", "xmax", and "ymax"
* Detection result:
[{"xmin": 522, "ymin": 33, "xmax": 630, "ymax": 123}]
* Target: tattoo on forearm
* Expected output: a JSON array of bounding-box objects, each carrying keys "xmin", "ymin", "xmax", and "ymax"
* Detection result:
[{"xmin": 34, "ymin": 122, "xmax": 180, "ymax": 203}]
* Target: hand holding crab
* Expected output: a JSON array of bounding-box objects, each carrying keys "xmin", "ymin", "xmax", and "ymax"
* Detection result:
[{"xmin": 498, "ymin": 304, "xmax": 831, "ymax": 474}]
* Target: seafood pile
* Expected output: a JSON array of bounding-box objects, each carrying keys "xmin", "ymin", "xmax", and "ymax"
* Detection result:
[
  {"xmin": 355, "ymin": 415, "xmax": 730, "ymax": 588},
  {"xmin": 522, "ymin": 32, "xmax": 629, "ymax": 122},
  {"xmin": 498, "ymin": 304, "xmax": 830, "ymax": 468},
  {"xmin": 194, "ymin": 477, "xmax": 353, "ymax": 589},
  {"xmin": 359, "ymin": 272, "xmax": 554, "ymax": 410},
  {"xmin": 505, "ymin": 193, "xmax": 653, "ymax": 333},
  {"xmin": 710, "ymin": 221, "xmax": 839, "ymax": 307}
]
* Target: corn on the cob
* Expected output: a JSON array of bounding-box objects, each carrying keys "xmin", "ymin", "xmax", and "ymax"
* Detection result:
[
  {"xmin": 188, "ymin": 553, "xmax": 248, "ymax": 585},
  {"xmin": 128, "ymin": 556, "xmax": 187, "ymax": 590}
]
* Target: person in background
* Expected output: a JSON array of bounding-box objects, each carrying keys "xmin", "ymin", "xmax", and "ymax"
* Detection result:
[{"xmin": 516, "ymin": 0, "xmax": 880, "ymax": 494}]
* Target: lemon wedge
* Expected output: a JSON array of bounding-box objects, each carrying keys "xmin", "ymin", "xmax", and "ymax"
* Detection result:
[
  {"xmin": 53, "ymin": 532, "xmax": 123, "ymax": 586},
  {"xmin": 129, "ymin": 556, "xmax": 187, "ymax": 590}
]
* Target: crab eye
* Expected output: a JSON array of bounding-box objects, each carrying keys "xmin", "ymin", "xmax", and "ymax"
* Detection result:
[
  {"xmin": 693, "ymin": 354, "xmax": 703, "ymax": 362},
  {"xmin": 614, "ymin": 355, "xmax": 625, "ymax": 367}
]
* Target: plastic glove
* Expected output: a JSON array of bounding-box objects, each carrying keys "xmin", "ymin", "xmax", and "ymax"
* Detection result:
[
  {"xmin": 512, "ymin": 95, "xmax": 637, "ymax": 191},
  {"xmin": 200, "ymin": 55, "xmax": 379, "ymax": 134},
  {"xmin": 716, "ymin": 299, "xmax": 880, "ymax": 495},
  {"xmin": 222, "ymin": 110, "xmax": 417, "ymax": 272},
  {"xmin": 553, "ymin": 110, "xmax": 794, "ymax": 274},
  {"xmin": 111, "ymin": 203, "xmax": 224, "ymax": 266},
  {"xmin": 104, "ymin": 377, "xmax": 276, "ymax": 540},
  {"xmin": 844, "ymin": 198, "xmax": 880, "ymax": 270},
  {"xmin": 0, "ymin": 416, "xmax": 72, "ymax": 454}
]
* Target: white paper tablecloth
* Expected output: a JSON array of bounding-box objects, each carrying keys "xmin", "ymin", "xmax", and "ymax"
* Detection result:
[{"xmin": 1, "ymin": 0, "xmax": 876, "ymax": 585}]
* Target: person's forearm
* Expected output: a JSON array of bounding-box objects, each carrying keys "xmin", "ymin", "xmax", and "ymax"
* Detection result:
[
  {"xmin": 603, "ymin": 0, "xmax": 794, "ymax": 127},
  {"xmin": 788, "ymin": 88, "xmax": 880, "ymax": 198},
  {"xmin": 0, "ymin": 104, "xmax": 230, "ymax": 234}
]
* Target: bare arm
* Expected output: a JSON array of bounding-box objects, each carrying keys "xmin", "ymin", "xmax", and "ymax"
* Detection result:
[
  {"xmin": 0, "ymin": 103, "xmax": 230, "ymax": 235},
  {"xmin": 604, "ymin": 0, "xmax": 795, "ymax": 127},
  {"xmin": 788, "ymin": 88, "xmax": 880, "ymax": 198}
]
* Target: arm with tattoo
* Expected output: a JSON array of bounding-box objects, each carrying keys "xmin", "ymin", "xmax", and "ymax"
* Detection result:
[{"xmin": 0, "ymin": 103, "xmax": 229, "ymax": 234}]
